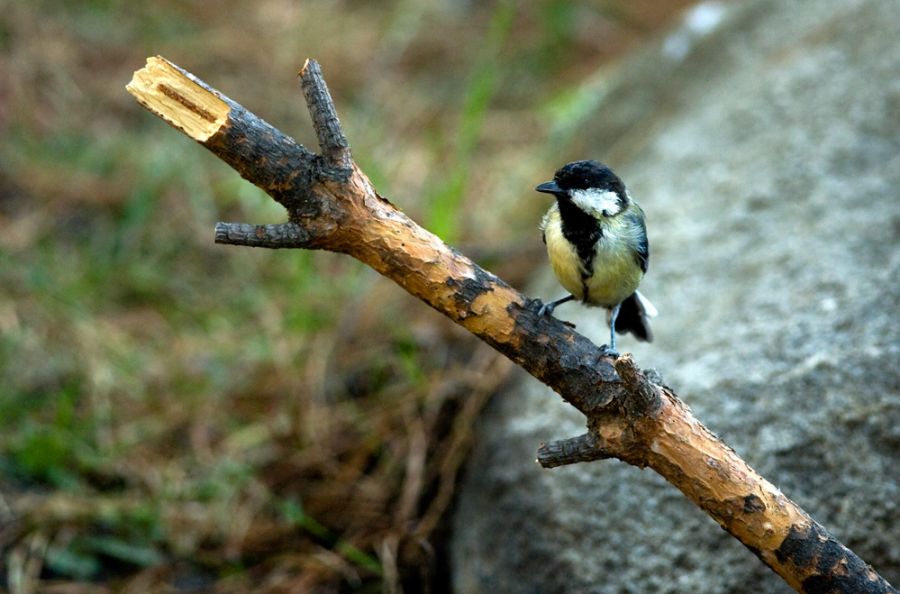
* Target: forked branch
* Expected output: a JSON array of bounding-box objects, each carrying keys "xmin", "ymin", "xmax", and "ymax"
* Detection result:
[{"xmin": 126, "ymin": 56, "xmax": 896, "ymax": 594}]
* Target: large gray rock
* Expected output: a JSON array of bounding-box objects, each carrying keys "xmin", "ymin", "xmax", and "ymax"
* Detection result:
[{"xmin": 452, "ymin": 0, "xmax": 900, "ymax": 592}]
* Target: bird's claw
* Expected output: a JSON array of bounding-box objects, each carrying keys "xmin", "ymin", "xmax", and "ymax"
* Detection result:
[
  {"xmin": 530, "ymin": 298, "xmax": 555, "ymax": 317},
  {"xmin": 598, "ymin": 344, "xmax": 620, "ymax": 359},
  {"xmin": 538, "ymin": 295, "xmax": 576, "ymax": 318}
]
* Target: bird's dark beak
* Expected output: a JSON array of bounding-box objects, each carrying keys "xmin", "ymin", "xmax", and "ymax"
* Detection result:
[{"xmin": 535, "ymin": 180, "xmax": 562, "ymax": 195}]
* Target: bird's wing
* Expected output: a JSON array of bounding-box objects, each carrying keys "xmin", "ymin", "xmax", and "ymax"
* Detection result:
[{"xmin": 625, "ymin": 208, "xmax": 649, "ymax": 273}]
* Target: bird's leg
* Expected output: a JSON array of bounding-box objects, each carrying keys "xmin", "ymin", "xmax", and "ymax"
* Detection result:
[
  {"xmin": 601, "ymin": 303, "xmax": 622, "ymax": 357},
  {"xmin": 537, "ymin": 294, "xmax": 575, "ymax": 317}
]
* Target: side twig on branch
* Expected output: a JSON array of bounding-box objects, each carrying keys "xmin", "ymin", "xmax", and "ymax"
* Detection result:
[{"xmin": 126, "ymin": 56, "xmax": 896, "ymax": 594}]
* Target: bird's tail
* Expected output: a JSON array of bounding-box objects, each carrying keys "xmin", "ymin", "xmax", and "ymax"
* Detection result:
[{"xmin": 611, "ymin": 290, "xmax": 657, "ymax": 342}]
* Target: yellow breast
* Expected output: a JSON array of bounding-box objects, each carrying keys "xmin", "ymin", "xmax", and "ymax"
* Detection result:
[
  {"xmin": 541, "ymin": 205, "xmax": 643, "ymax": 308},
  {"xmin": 541, "ymin": 207, "xmax": 586, "ymax": 299}
]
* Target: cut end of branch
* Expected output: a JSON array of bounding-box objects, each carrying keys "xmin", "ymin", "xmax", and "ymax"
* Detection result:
[
  {"xmin": 537, "ymin": 433, "xmax": 606, "ymax": 469},
  {"xmin": 127, "ymin": 56, "xmax": 229, "ymax": 142},
  {"xmin": 298, "ymin": 58, "xmax": 313, "ymax": 78}
]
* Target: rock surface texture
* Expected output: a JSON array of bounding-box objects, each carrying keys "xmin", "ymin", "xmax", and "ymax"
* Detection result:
[{"xmin": 452, "ymin": 0, "xmax": 900, "ymax": 592}]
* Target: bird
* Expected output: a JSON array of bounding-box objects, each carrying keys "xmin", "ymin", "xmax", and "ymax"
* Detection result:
[{"xmin": 534, "ymin": 160, "xmax": 656, "ymax": 356}]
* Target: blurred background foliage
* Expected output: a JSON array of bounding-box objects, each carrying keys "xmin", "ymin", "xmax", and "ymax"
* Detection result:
[{"xmin": 0, "ymin": 1, "xmax": 694, "ymax": 591}]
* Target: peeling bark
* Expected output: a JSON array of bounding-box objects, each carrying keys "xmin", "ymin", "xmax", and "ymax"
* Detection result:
[{"xmin": 126, "ymin": 56, "xmax": 896, "ymax": 594}]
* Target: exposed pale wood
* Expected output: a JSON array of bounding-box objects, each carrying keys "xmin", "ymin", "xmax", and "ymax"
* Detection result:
[{"xmin": 126, "ymin": 56, "xmax": 228, "ymax": 141}]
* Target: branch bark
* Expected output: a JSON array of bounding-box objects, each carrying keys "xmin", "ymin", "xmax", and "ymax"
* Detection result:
[{"xmin": 126, "ymin": 56, "xmax": 897, "ymax": 594}]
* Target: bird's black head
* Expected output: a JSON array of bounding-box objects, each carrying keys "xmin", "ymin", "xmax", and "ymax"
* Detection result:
[
  {"xmin": 535, "ymin": 160, "xmax": 625, "ymax": 195},
  {"xmin": 535, "ymin": 160, "xmax": 628, "ymax": 217}
]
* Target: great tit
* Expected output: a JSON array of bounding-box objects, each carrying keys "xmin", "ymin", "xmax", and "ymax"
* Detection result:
[{"xmin": 535, "ymin": 160, "xmax": 656, "ymax": 355}]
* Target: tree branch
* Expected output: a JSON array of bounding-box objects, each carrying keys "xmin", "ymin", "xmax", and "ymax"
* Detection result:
[
  {"xmin": 214, "ymin": 222, "xmax": 312, "ymax": 249},
  {"xmin": 299, "ymin": 59, "xmax": 351, "ymax": 172},
  {"xmin": 126, "ymin": 56, "xmax": 897, "ymax": 594},
  {"xmin": 537, "ymin": 433, "xmax": 607, "ymax": 468}
]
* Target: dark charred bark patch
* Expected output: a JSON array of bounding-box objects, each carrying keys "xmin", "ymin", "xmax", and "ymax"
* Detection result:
[
  {"xmin": 776, "ymin": 523, "xmax": 896, "ymax": 593},
  {"xmin": 743, "ymin": 494, "xmax": 766, "ymax": 513},
  {"xmin": 505, "ymin": 300, "xmax": 625, "ymax": 414},
  {"xmin": 448, "ymin": 266, "xmax": 503, "ymax": 316},
  {"xmin": 207, "ymin": 102, "xmax": 317, "ymax": 212},
  {"xmin": 777, "ymin": 523, "xmax": 820, "ymax": 569}
]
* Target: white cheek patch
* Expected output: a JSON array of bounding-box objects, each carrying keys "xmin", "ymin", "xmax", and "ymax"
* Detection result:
[{"xmin": 570, "ymin": 188, "xmax": 623, "ymax": 217}]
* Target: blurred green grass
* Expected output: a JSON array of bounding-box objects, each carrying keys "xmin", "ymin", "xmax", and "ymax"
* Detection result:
[{"xmin": 0, "ymin": 1, "xmax": 693, "ymax": 591}]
